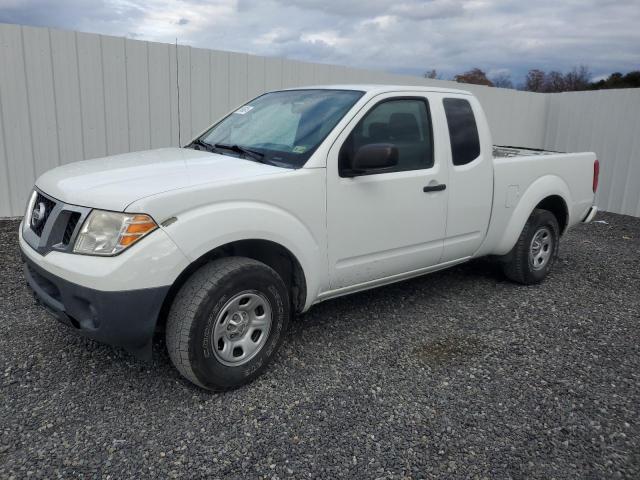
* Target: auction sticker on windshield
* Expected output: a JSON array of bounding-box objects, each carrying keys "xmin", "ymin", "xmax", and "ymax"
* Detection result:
[{"xmin": 234, "ymin": 105, "xmax": 254, "ymax": 115}]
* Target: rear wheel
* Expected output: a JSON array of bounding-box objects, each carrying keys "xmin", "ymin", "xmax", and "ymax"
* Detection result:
[
  {"xmin": 502, "ymin": 209, "xmax": 560, "ymax": 284},
  {"xmin": 166, "ymin": 257, "xmax": 290, "ymax": 391}
]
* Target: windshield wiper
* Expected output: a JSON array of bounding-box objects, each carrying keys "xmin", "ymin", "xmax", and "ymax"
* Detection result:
[
  {"xmin": 214, "ymin": 143, "xmax": 266, "ymax": 163},
  {"xmin": 187, "ymin": 138, "xmax": 215, "ymax": 153}
]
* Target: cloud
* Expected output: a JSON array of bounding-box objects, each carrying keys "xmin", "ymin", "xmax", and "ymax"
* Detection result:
[
  {"xmin": 0, "ymin": 0, "xmax": 142, "ymax": 30},
  {"xmin": 256, "ymin": 0, "xmax": 395, "ymax": 18},
  {"xmin": 390, "ymin": 1, "xmax": 464, "ymax": 20},
  {"xmin": 0, "ymin": 0, "xmax": 638, "ymax": 83}
]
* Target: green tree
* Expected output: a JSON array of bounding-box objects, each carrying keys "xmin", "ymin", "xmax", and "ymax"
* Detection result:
[{"xmin": 590, "ymin": 71, "xmax": 640, "ymax": 89}]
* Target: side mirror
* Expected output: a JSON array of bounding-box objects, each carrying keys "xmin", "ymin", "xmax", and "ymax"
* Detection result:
[{"xmin": 346, "ymin": 143, "xmax": 399, "ymax": 176}]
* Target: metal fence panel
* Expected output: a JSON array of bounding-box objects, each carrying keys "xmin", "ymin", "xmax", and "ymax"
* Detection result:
[
  {"xmin": 210, "ymin": 50, "xmax": 231, "ymax": 123},
  {"xmin": 77, "ymin": 31, "xmax": 107, "ymax": 160},
  {"xmin": 190, "ymin": 47, "xmax": 212, "ymax": 138},
  {"xmin": 148, "ymin": 42, "xmax": 175, "ymax": 149},
  {"xmin": 102, "ymin": 35, "xmax": 129, "ymax": 155},
  {"xmin": 544, "ymin": 89, "xmax": 640, "ymax": 217},
  {"xmin": 49, "ymin": 28, "xmax": 84, "ymax": 166},
  {"xmin": 22, "ymin": 26, "xmax": 59, "ymax": 177},
  {"xmin": 0, "ymin": 24, "xmax": 35, "ymax": 215}
]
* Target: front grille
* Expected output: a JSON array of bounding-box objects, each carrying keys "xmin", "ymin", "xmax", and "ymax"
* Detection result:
[
  {"xmin": 62, "ymin": 212, "xmax": 81, "ymax": 246},
  {"xmin": 30, "ymin": 193, "xmax": 56, "ymax": 237},
  {"xmin": 22, "ymin": 191, "xmax": 91, "ymax": 255}
]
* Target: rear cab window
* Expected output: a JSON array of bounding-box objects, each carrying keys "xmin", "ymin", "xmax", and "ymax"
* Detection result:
[{"xmin": 443, "ymin": 98, "xmax": 481, "ymax": 166}]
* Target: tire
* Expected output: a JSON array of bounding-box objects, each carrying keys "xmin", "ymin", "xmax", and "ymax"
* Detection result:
[
  {"xmin": 502, "ymin": 209, "xmax": 560, "ymax": 285},
  {"xmin": 166, "ymin": 257, "xmax": 290, "ymax": 391}
]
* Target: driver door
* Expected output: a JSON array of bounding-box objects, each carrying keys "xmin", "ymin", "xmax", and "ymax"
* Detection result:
[{"xmin": 326, "ymin": 93, "xmax": 449, "ymax": 291}]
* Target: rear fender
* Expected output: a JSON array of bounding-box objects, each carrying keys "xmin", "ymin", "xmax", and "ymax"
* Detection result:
[{"xmin": 493, "ymin": 175, "xmax": 571, "ymax": 255}]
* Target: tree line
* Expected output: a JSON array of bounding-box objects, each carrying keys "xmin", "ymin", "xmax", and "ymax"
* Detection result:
[{"xmin": 424, "ymin": 66, "xmax": 640, "ymax": 92}]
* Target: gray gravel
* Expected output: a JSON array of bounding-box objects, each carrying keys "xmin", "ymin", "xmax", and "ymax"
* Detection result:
[{"xmin": 1, "ymin": 212, "xmax": 639, "ymax": 479}]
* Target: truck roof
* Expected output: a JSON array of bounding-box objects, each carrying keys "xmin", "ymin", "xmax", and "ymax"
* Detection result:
[{"xmin": 283, "ymin": 84, "xmax": 473, "ymax": 96}]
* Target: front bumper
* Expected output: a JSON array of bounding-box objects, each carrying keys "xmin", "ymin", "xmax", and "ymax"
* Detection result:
[
  {"xmin": 23, "ymin": 253, "xmax": 169, "ymax": 359},
  {"xmin": 18, "ymin": 193, "xmax": 190, "ymax": 359}
]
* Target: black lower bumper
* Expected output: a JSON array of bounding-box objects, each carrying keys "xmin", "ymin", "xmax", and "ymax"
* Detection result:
[{"xmin": 22, "ymin": 255, "xmax": 170, "ymax": 360}]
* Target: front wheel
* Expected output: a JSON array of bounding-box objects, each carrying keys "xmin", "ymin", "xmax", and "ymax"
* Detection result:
[
  {"xmin": 166, "ymin": 257, "xmax": 290, "ymax": 391},
  {"xmin": 502, "ymin": 209, "xmax": 560, "ymax": 284}
]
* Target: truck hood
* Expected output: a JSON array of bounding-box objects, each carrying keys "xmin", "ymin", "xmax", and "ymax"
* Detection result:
[{"xmin": 36, "ymin": 148, "xmax": 284, "ymax": 212}]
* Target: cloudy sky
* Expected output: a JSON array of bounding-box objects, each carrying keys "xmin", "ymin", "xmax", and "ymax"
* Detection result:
[{"xmin": 1, "ymin": 0, "xmax": 638, "ymax": 84}]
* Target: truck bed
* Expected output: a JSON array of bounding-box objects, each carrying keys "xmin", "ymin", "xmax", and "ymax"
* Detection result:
[
  {"xmin": 477, "ymin": 148, "xmax": 597, "ymax": 258},
  {"xmin": 492, "ymin": 145, "xmax": 558, "ymax": 158}
]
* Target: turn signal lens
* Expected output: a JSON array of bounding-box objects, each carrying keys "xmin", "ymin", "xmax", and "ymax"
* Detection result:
[
  {"xmin": 119, "ymin": 215, "xmax": 157, "ymax": 247},
  {"xmin": 124, "ymin": 217, "xmax": 157, "ymax": 235},
  {"xmin": 73, "ymin": 211, "xmax": 158, "ymax": 256},
  {"xmin": 119, "ymin": 235, "xmax": 142, "ymax": 246}
]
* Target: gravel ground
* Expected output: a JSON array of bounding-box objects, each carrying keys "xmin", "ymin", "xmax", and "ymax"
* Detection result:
[{"xmin": 1, "ymin": 212, "xmax": 639, "ymax": 479}]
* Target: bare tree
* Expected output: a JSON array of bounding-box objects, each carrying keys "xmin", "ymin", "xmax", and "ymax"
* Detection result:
[
  {"xmin": 544, "ymin": 71, "xmax": 566, "ymax": 92},
  {"xmin": 524, "ymin": 69, "xmax": 546, "ymax": 92},
  {"xmin": 454, "ymin": 68, "xmax": 494, "ymax": 87},
  {"xmin": 423, "ymin": 69, "xmax": 441, "ymax": 80},
  {"xmin": 525, "ymin": 65, "xmax": 592, "ymax": 92},
  {"xmin": 522, "ymin": 65, "xmax": 636, "ymax": 92},
  {"xmin": 564, "ymin": 65, "xmax": 591, "ymax": 91},
  {"xmin": 491, "ymin": 73, "xmax": 513, "ymax": 89}
]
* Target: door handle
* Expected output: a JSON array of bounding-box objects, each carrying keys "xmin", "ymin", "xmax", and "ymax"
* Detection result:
[{"xmin": 423, "ymin": 184, "xmax": 446, "ymax": 193}]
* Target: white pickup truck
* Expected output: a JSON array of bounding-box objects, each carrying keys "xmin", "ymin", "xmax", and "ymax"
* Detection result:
[{"xmin": 19, "ymin": 85, "xmax": 598, "ymax": 390}]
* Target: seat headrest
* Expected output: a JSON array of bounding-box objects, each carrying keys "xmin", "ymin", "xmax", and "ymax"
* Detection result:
[
  {"xmin": 368, "ymin": 122, "xmax": 389, "ymax": 140},
  {"xmin": 388, "ymin": 112, "xmax": 420, "ymax": 141}
]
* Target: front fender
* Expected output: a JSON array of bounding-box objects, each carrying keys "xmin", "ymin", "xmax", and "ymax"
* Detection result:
[
  {"xmin": 492, "ymin": 175, "xmax": 572, "ymax": 256},
  {"xmin": 159, "ymin": 200, "xmax": 324, "ymax": 307}
]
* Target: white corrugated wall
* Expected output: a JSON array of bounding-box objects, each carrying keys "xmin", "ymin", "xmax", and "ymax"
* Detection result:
[
  {"xmin": 0, "ymin": 23, "xmax": 637, "ymax": 217},
  {"xmin": 544, "ymin": 89, "xmax": 640, "ymax": 217}
]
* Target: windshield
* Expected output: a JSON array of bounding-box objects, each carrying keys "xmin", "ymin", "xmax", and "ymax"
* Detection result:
[{"xmin": 192, "ymin": 89, "xmax": 364, "ymax": 168}]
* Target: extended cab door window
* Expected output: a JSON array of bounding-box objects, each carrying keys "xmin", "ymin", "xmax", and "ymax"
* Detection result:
[
  {"xmin": 442, "ymin": 98, "xmax": 481, "ymax": 166},
  {"xmin": 339, "ymin": 98, "xmax": 434, "ymax": 176}
]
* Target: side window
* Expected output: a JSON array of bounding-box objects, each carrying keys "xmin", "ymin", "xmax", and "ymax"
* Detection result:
[
  {"xmin": 443, "ymin": 98, "xmax": 481, "ymax": 166},
  {"xmin": 339, "ymin": 98, "xmax": 433, "ymax": 175}
]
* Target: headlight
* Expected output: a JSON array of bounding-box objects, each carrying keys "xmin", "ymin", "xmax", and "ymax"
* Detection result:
[{"xmin": 73, "ymin": 210, "xmax": 158, "ymax": 256}]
